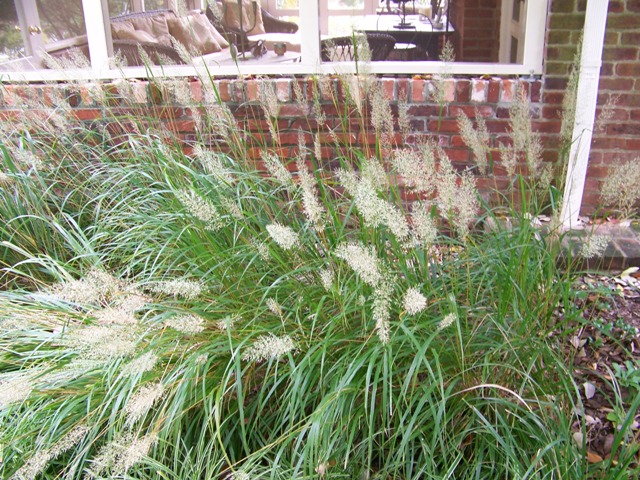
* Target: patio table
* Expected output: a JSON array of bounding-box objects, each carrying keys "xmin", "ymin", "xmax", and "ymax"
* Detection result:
[{"xmin": 354, "ymin": 14, "xmax": 454, "ymax": 60}]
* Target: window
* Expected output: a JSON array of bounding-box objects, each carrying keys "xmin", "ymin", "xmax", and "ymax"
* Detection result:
[{"xmin": 0, "ymin": 0, "xmax": 549, "ymax": 80}]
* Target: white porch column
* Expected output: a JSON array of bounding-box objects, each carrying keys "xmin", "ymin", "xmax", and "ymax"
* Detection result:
[
  {"xmin": 299, "ymin": 0, "xmax": 321, "ymax": 67},
  {"xmin": 560, "ymin": 0, "xmax": 610, "ymax": 228},
  {"xmin": 83, "ymin": 0, "xmax": 112, "ymax": 73}
]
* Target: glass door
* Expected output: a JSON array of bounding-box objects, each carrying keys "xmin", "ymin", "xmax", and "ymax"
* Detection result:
[
  {"xmin": 499, "ymin": 0, "xmax": 526, "ymax": 63},
  {"xmin": 0, "ymin": 0, "xmax": 88, "ymax": 71}
]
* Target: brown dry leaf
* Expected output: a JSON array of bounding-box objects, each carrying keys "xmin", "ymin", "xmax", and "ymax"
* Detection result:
[{"xmin": 587, "ymin": 450, "xmax": 604, "ymax": 463}]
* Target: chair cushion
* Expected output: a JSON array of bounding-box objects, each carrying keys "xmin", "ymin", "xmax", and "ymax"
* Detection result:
[
  {"xmin": 222, "ymin": 0, "xmax": 265, "ymax": 36},
  {"xmin": 115, "ymin": 27, "xmax": 160, "ymax": 44},
  {"xmin": 167, "ymin": 13, "xmax": 228, "ymax": 55},
  {"xmin": 111, "ymin": 20, "xmax": 136, "ymax": 40},
  {"xmin": 130, "ymin": 14, "xmax": 173, "ymax": 46}
]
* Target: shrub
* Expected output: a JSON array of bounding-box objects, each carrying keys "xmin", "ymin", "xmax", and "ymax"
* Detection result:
[{"xmin": 0, "ymin": 72, "xmax": 636, "ymax": 479}]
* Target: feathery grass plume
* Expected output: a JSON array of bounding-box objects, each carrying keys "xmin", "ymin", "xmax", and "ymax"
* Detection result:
[
  {"xmin": 338, "ymin": 163, "xmax": 409, "ymax": 240},
  {"xmin": 560, "ymin": 46, "xmax": 580, "ymax": 147},
  {"xmin": 578, "ymin": 235, "xmax": 610, "ymax": 259},
  {"xmin": 594, "ymin": 94, "xmax": 620, "ymax": 135},
  {"xmin": 171, "ymin": 37, "xmax": 195, "ymax": 65},
  {"xmin": 372, "ymin": 279, "xmax": 392, "ymax": 344},
  {"xmin": 166, "ymin": 314, "xmax": 205, "ymax": 334},
  {"xmin": 403, "ymin": 287, "xmax": 427, "ymax": 315},
  {"xmin": 203, "ymin": 102, "xmax": 235, "ymax": 138},
  {"xmin": 220, "ymin": 196, "xmax": 244, "ymax": 220},
  {"xmin": 431, "ymin": 40, "xmax": 455, "ymax": 106},
  {"xmin": 393, "ymin": 147, "xmax": 436, "ymax": 195},
  {"xmin": 149, "ymin": 278, "xmax": 203, "ymax": 299},
  {"xmin": 266, "ymin": 223, "xmax": 300, "ymax": 250},
  {"xmin": 296, "ymin": 158, "xmax": 325, "ymax": 229},
  {"xmin": 438, "ymin": 312, "xmax": 456, "ymax": 331},
  {"xmin": 94, "ymin": 307, "xmax": 137, "ymax": 326},
  {"xmin": 319, "ymin": 268, "xmax": 334, "ymax": 291},
  {"xmin": 0, "ymin": 170, "xmax": 11, "ymax": 185},
  {"xmin": 87, "ymin": 432, "xmax": 158, "ymax": 478},
  {"xmin": 65, "ymin": 324, "xmax": 139, "ymax": 360},
  {"xmin": 369, "ymin": 81, "xmax": 395, "ymax": 150},
  {"xmin": 167, "ymin": 78, "xmax": 193, "ymax": 106},
  {"xmin": 193, "ymin": 145, "xmax": 235, "ymax": 184},
  {"xmin": 292, "ymin": 77, "xmax": 309, "ymax": 116},
  {"xmin": 115, "ymin": 293, "xmax": 150, "ymax": 314},
  {"xmin": 601, "ymin": 159, "xmax": 640, "ymax": 219},
  {"xmin": 230, "ymin": 471, "xmax": 251, "ymax": 480},
  {"xmin": 10, "ymin": 450, "xmax": 51, "ymax": 480},
  {"xmin": 313, "ymin": 133, "xmax": 323, "ymax": 162},
  {"xmin": 175, "ymin": 188, "xmax": 225, "ymax": 231},
  {"xmin": 125, "ymin": 382, "xmax": 165, "ymax": 426},
  {"xmin": 251, "ymin": 239, "xmax": 271, "ymax": 261},
  {"xmin": 266, "ymin": 298, "xmax": 283, "ymax": 317},
  {"xmin": 335, "ymin": 242, "xmax": 382, "ymax": 287},
  {"xmin": 215, "ymin": 314, "xmax": 239, "ymax": 331},
  {"xmin": 36, "ymin": 359, "xmax": 102, "ymax": 387},
  {"xmin": 258, "ymin": 79, "xmax": 279, "ymax": 119},
  {"xmin": 13, "ymin": 423, "xmax": 90, "ymax": 479},
  {"xmin": 498, "ymin": 141, "xmax": 518, "ymax": 178},
  {"xmin": 121, "ymin": 351, "xmax": 159, "ymax": 377},
  {"xmin": 457, "ymin": 110, "xmax": 490, "ymax": 175},
  {"xmin": 436, "ymin": 157, "xmax": 479, "ymax": 240},
  {"xmin": 0, "ymin": 376, "xmax": 33, "ymax": 408},
  {"xmin": 242, "ymin": 334, "xmax": 296, "ymax": 362},
  {"xmin": 258, "ymin": 80, "xmax": 279, "ymax": 140},
  {"xmin": 338, "ymin": 73, "xmax": 364, "ymax": 115},
  {"xmin": 50, "ymin": 269, "xmax": 123, "ymax": 306},
  {"xmin": 397, "ymin": 90, "xmax": 411, "ymax": 138},
  {"xmin": 509, "ymin": 86, "xmax": 549, "ymax": 187},
  {"xmin": 410, "ymin": 201, "xmax": 438, "ymax": 247},
  {"xmin": 262, "ymin": 151, "xmax": 293, "ymax": 186}
]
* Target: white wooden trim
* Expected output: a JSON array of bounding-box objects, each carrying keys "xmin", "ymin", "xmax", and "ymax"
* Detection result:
[
  {"xmin": 82, "ymin": 0, "xmax": 111, "ymax": 73},
  {"xmin": 299, "ymin": 0, "xmax": 321, "ymax": 67},
  {"xmin": 560, "ymin": 0, "xmax": 610, "ymax": 228},
  {"xmin": 520, "ymin": 0, "xmax": 548, "ymax": 74}
]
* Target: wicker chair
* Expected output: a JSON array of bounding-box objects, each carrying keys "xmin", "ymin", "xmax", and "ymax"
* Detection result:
[
  {"xmin": 320, "ymin": 33, "xmax": 396, "ymax": 62},
  {"xmin": 205, "ymin": 4, "xmax": 298, "ymax": 53},
  {"xmin": 110, "ymin": 10, "xmax": 186, "ymax": 66}
]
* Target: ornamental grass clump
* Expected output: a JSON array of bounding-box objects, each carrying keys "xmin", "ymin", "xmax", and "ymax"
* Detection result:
[{"xmin": 1, "ymin": 71, "xmax": 637, "ymax": 480}]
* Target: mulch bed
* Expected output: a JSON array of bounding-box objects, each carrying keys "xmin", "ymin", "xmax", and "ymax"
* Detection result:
[{"xmin": 564, "ymin": 268, "xmax": 640, "ymax": 465}]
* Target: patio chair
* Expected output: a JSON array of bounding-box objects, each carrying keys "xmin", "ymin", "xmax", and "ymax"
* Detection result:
[
  {"xmin": 206, "ymin": 3, "xmax": 298, "ymax": 53},
  {"xmin": 320, "ymin": 33, "xmax": 396, "ymax": 62}
]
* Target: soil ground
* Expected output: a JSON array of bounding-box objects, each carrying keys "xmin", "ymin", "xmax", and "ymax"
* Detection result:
[{"xmin": 564, "ymin": 269, "xmax": 640, "ymax": 464}]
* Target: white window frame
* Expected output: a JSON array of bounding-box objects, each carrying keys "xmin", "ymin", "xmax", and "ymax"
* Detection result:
[{"xmin": 1, "ymin": 0, "xmax": 549, "ymax": 82}]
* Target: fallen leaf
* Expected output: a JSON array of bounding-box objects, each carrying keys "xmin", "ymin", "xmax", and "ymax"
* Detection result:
[
  {"xmin": 620, "ymin": 267, "xmax": 639, "ymax": 280},
  {"xmin": 573, "ymin": 431, "xmax": 584, "ymax": 445},
  {"xmin": 587, "ymin": 451, "xmax": 604, "ymax": 463},
  {"xmin": 584, "ymin": 382, "xmax": 596, "ymax": 399}
]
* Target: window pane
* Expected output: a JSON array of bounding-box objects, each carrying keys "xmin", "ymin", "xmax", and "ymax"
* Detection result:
[
  {"xmin": 276, "ymin": 0, "xmax": 298, "ymax": 8},
  {"xmin": 0, "ymin": 0, "xmax": 88, "ymax": 71},
  {"xmin": 0, "ymin": 1, "xmax": 24, "ymax": 62},
  {"xmin": 328, "ymin": 0, "xmax": 364, "ymax": 9},
  {"xmin": 145, "ymin": 0, "xmax": 168, "ymax": 10},
  {"xmin": 109, "ymin": 2, "xmax": 302, "ymax": 68},
  {"xmin": 512, "ymin": 0, "xmax": 521, "ymax": 21},
  {"xmin": 510, "ymin": 36, "xmax": 518, "ymax": 63}
]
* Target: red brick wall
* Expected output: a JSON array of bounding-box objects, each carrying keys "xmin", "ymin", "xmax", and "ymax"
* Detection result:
[
  {"xmin": 545, "ymin": 0, "xmax": 640, "ymax": 215},
  {"xmin": 451, "ymin": 0, "xmax": 501, "ymax": 62},
  {"xmin": 0, "ymin": 76, "xmax": 545, "ymax": 207}
]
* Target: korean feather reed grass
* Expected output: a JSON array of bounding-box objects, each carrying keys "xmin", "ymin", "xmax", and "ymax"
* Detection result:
[{"xmin": 1, "ymin": 71, "xmax": 636, "ymax": 480}]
